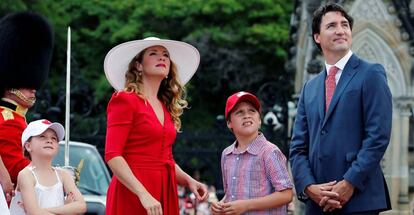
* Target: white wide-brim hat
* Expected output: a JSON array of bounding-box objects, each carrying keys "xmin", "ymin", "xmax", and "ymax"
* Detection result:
[
  {"xmin": 104, "ymin": 37, "xmax": 200, "ymax": 91},
  {"xmin": 21, "ymin": 119, "xmax": 65, "ymax": 146}
]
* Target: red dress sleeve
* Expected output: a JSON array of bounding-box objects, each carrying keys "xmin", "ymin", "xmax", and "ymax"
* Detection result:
[{"xmin": 104, "ymin": 92, "xmax": 136, "ymax": 162}]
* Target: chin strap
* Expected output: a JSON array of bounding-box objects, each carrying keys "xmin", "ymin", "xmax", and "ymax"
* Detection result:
[{"xmin": 9, "ymin": 88, "xmax": 36, "ymax": 106}]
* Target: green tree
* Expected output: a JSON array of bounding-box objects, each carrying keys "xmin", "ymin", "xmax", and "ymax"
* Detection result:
[{"xmin": 1, "ymin": 0, "xmax": 293, "ymax": 184}]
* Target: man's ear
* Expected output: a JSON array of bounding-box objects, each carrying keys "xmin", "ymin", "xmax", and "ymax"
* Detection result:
[{"xmin": 313, "ymin": 33, "xmax": 321, "ymax": 44}]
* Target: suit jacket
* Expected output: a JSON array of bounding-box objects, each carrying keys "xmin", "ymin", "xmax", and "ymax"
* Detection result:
[{"xmin": 289, "ymin": 54, "xmax": 392, "ymax": 214}]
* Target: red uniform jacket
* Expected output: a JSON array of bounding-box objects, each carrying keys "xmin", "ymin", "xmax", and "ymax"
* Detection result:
[{"xmin": 0, "ymin": 105, "xmax": 30, "ymax": 184}]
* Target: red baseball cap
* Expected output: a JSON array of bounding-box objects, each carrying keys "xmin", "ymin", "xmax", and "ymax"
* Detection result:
[{"xmin": 225, "ymin": 91, "xmax": 261, "ymax": 120}]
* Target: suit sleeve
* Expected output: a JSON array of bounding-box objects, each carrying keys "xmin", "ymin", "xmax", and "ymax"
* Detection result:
[
  {"xmin": 289, "ymin": 82, "xmax": 315, "ymax": 201},
  {"xmin": 343, "ymin": 64, "xmax": 392, "ymax": 191}
]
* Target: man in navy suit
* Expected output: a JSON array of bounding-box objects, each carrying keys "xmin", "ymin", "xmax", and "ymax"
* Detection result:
[{"xmin": 290, "ymin": 3, "xmax": 392, "ymax": 215}]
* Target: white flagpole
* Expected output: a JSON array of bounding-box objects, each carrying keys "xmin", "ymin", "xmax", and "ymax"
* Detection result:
[{"xmin": 65, "ymin": 27, "xmax": 71, "ymax": 166}]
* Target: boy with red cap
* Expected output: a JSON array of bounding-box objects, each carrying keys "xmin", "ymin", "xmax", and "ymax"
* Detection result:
[{"xmin": 210, "ymin": 91, "xmax": 293, "ymax": 215}]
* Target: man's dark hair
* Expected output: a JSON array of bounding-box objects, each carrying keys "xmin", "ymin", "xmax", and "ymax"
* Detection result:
[{"xmin": 312, "ymin": 3, "xmax": 354, "ymax": 50}]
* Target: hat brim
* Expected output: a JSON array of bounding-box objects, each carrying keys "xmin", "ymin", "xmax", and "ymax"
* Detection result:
[
  {"xmin": 48, "ymin": 123, "xmax": 65, "ymax": 142},
  {"xmin": 21, "ymin": 122, "xmax": 65, "ymax": 146},
  {"xmin": 104, "ymin": 38, "xmax": 200, "ymax": 91},
  {"xmin": 225, "ymin": 93, "xmax": 261, "ymax": 119},
  {"xmin": 238, "ymin": 95, "xmax": 261, "ymax": 111}
]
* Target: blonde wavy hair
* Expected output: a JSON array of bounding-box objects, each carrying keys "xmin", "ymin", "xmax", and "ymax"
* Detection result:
[{"xmin": 124, "ymin": 47, "xmax": 188, "ymax": 131}]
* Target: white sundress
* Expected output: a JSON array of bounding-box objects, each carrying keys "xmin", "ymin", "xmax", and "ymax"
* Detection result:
[
  {"xmin": 9, "ymin": 166, "xmax": 65, "ymax": 215},
  {"xmin": 0, "ymin": 184, "xmax": 10, "ymax": 215}
]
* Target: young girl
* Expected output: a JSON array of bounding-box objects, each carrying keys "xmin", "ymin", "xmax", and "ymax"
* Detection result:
[{"xmin": 9, "ymin": 119, "xmax": 86, "ymax": 215}]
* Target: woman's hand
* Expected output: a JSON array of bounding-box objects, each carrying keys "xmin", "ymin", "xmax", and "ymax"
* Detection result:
[
  {"xmin": 1, "ymin": 178, "xmax": 14, "ymax": 202},
  {"xmin": 138, "ymin": 191, "xmax": 163, "ymax": 215},
  {"xmin": 174, "ymin": 164, "xmax": 208, "ymax": 201},
  {"xmin": 187, "ymin": 179, "xmax": 208, "ymax": 201}
]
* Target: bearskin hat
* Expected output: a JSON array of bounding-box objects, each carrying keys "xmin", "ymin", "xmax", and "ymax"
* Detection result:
[{"xmin": 0, "ymin": 12, "xmax": 54, "ymax": 97}]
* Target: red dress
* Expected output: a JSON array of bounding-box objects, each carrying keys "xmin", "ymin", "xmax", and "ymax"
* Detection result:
[
  {"xmin": 0, "ymin": 102, "xmax": 31, "ymax": 184},
  {"xmin": 105, "ymin": 91, "xmax": 179, "ymax": 215}
]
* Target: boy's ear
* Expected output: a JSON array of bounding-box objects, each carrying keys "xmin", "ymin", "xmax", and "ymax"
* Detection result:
[{"xmin": 226, "ymin": 118, "xmax": 232, "ymax": 129}]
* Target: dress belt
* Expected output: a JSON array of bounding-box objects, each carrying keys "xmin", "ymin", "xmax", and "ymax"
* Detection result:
[
  {"xmin": 128, "ymin": 159, "xmax": 175, "ymax": 170},
  {"xmin": 128, "ymin": 158, "xmax": 179, "ymax": 214}
]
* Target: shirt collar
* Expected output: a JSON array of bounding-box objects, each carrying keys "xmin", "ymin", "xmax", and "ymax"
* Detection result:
[
  {"xmin": 0, "ymin": 98, "xmax": 28, "ymax": 116},
  {"xmin": 224, "ymin": 133, "xmax": 267, "ymax": 155},
  {"xmin": 325, "ymin": 50, "xmax": 353, "ymax": 75}
]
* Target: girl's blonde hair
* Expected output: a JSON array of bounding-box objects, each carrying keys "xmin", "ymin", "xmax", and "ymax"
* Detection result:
[{"xmin": 124, "ymin": 47, "xmax": 188, "ymax": 131}]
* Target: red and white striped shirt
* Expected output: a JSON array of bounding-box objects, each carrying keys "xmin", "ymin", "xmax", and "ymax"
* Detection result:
[{"xmin": 221, "ymin": 133, "xmax": 293, "ymax": 215}]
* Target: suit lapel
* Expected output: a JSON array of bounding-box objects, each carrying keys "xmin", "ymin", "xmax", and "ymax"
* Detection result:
[
  {"xmin": 317, "ymin": 71, "xmax": 327, "ymax": 121},
  {"xmin": 322, "ymin": 54, "xmax": 360, "ymax": 127}
]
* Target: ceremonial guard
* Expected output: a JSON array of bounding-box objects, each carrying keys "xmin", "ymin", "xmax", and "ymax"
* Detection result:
[{"xmin": 0, "ymin": 11, "xmax": 54, "ymax": 193}]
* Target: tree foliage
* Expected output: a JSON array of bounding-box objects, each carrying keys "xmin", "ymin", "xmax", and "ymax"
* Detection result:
[
  {"xmin": 1, "ymin": 0, "xmax": 294, "ymax": 185},
  {"xmin": 0, "ymin": 0, "xmax": 293, "ymax": 132}
]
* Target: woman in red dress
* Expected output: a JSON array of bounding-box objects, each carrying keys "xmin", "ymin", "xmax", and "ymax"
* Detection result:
[{"xmin": 103, "ymin": 37, "xmax": 208, "ymax": 215}]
